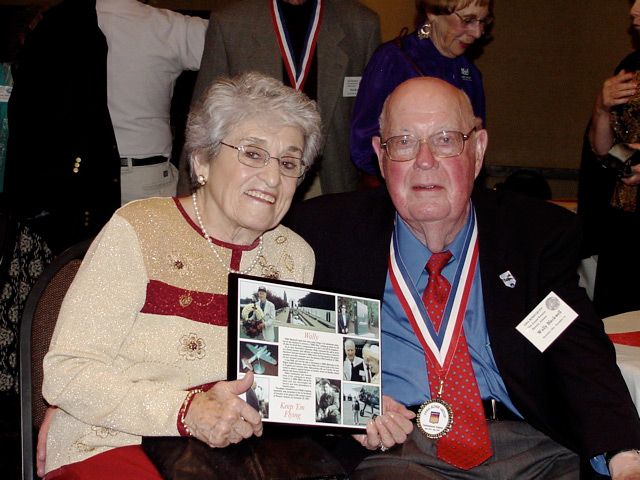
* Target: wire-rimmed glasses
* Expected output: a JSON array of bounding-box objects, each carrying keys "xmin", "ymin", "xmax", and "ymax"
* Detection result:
[
  {"xmin": 381, "ymin": 128, "xmax": 476, "ymax": 161},
  {"xmin": 220, "ymin": 142, "xmax": 307, "ymax": 178},
  {"xmin": 453, "ymin": 11, "xmax": 494, "ymax": 30}
]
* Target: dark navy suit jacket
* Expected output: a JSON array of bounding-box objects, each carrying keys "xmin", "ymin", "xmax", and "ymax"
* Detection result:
[{"xmin": 286, "ymin": 186, "xmax": 640, "ymax": 460}]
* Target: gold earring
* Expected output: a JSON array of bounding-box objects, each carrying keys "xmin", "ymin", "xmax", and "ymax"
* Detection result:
[
  {"xmin": 197, "ymin": 174, "xmax": 207, "ymax": 186},
  {"xmin": 417, "ymin": 21, "xmax": 431, "ymax": 40}
]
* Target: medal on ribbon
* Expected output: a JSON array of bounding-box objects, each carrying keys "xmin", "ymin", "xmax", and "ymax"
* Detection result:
[{"xmin": 389, "ymin": 211, "xmax": 479, "ymax": 439}]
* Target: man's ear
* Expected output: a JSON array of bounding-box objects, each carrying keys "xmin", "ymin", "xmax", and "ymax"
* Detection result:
[
  {"xmin": 372, "ymin": 136, "xmax": 386, "ymax": 179},
  {"xmin": 473, "ymin": 129, "xmax": 488, "ymax": 180}
]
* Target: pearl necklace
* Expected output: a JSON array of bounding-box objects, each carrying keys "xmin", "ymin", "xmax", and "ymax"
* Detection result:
[{"xmin": 192, "ymin": 192, "xmax": 263, "ymax": 275}]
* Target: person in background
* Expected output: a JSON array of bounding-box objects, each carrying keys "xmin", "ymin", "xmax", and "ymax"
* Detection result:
[
  {"xmin": 5, "ymin": 0, "xmax": 207, "ymax": 255},
  {"xmin": 288, "ymin": 76, "xmax": 640, "ymax": 479},
  {"xmin": 98, "ymin": 0, "xmax": 207, "ymax": 205},
  {"xmin": 350, "ymin": 0, "xmax": 490, "ymax": 185},
  {"xmin": 178, "ymin": 0, "xmax": 381, "ymax": 197},
  {"xmin": 578, "ymin": 0, "xmax": 640, "ymax": 318}
]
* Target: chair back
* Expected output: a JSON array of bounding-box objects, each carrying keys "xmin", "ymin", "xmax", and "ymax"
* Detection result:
[{"xmin": 19, "ymin": 237, "xmax": 93, "ymax": 480}]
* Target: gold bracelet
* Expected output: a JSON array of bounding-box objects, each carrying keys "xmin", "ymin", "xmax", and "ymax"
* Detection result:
[{"xmin": 179, "ymin": 389, "xmax": 202, "ymax": 437}]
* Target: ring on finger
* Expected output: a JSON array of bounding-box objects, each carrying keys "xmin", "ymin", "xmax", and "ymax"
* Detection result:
[{"xmin": 378, "ymin": 441, "xmax": 388, "ymax": 452}]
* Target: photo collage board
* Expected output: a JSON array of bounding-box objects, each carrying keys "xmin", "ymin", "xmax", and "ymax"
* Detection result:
[{"xmin": 228, "ymin": 274, "xmax": 381, "ymax": 432}]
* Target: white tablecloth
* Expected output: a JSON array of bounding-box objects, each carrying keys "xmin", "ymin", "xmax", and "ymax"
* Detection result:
[{"xmin": 604, "ymin": 311, "xmax": 640, "ymax": 414}]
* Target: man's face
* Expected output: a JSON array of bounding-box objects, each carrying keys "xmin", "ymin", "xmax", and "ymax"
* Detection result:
[
  {"xmin": 373, "ymin": 78, "xmax": 486, "ymax": 237},
  {"xmin": 258, "ymin": 291, "xmax": 267, "ymax": 302},
  {"xmin": 345, "ymin": 343, "xmax": 356, "ymax": 361}
]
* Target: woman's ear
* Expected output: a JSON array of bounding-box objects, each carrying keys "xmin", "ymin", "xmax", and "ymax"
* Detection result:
[{"xmin": 192, "ymin": 152, "xmax": 210, "ymax": 181}]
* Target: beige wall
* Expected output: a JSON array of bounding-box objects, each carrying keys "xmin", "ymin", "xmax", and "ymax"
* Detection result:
[
  {"xmin": 4, "ymin": 0, "xmax": 636, "ymax": 197},
  {"xmin": 477, "ymin": 1, "xmax": 634, "ymax": 197}
]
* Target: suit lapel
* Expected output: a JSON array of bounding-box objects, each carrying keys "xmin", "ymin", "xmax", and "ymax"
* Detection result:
[
  {"xmin": 473, "ymin": 191, "xmax": 529, "ymax": 385},
  {"xmin": 317, "ymin": 0, "xmax": 348, "ymax": 125},
  {"xmin": 245, "ymin": 1, "xmax": 283, "ymax": 80}
]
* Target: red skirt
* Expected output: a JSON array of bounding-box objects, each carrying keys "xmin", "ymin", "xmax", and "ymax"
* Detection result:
[{"xmin": 45, "ymin": 445, "xmax": 163, "ymax": 480}]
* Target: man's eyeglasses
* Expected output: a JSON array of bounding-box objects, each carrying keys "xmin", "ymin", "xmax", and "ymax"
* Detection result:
[
  {"xmin": 381, "ymin": 128, "xmax": 476, "ymax": 161},
  {"xmin": 220, "ymin": 142, "xmax": 307, "ymax": 178},
  {"xmin": 453, "ymin": 11, "xmax": 494, "ymax": 29}
]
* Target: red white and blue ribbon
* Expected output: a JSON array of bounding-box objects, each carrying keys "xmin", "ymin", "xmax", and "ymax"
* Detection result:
[
  {"xmin": 270, "ymin": 0, "xmax": 323, "ymax": 91},
  {"xmin": 388, "ymin": 210, "xmax": 479, "ymax": 373}
]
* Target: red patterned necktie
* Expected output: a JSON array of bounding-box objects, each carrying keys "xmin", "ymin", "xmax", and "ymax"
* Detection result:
[{"xmin": 422, "ymin": 251, "xmax": 492, "ymax": 470}]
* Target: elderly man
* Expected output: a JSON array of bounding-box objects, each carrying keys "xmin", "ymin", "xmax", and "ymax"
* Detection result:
[
  {"xmin": 344, "ymin": 339, "xmax": 364, "ymax": 381},
  {"xmin": 256, "ymin": 286, "xmax": 277, "ymax": 342},
  {"xmin": 286, "ymin": 77, "xmax": 640, "ymax": 478}
]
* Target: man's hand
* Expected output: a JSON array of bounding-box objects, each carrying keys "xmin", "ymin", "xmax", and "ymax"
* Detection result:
[
  {"xmin": 37, "ymin": 406, "xmax": 57, "ymax": 477},
  {"xmin": 352, "ymin": 395, "xmax": 415, "ymax": 451},
  {"xmin": 608, "ymin": 450, "xmax": 640, "ymax": 479}
]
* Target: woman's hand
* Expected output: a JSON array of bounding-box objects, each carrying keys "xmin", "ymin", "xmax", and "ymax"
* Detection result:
[
  {"xmin": 352, "ymin": 395, "xmax": 415, "ymax": 451},
  {"xmin": 590, "ymin": 70, "xmax": 638, "ymax": 155},
  {"xmin": 184, "ymin": 371, "xmax": 263, "ymax": 448},
  {"xmin": 596, "ymin": 70, "xmax": 637, "ymax": 115}
]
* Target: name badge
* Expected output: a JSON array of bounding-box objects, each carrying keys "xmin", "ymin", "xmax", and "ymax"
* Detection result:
[
  {"xmin": 343, "ymin": 77, "xmax": 361, "ymax": 97},
  {"xmin": 0, "ymin": 85, "xmax": 11, "ymax": 103},
  {"xmin": 516, "ymin": 291, "xmax": 578, "ymax": 352}
]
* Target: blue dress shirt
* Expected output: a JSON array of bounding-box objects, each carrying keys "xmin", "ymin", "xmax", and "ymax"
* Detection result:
[{"xmin": 381, "ymin": 206, "xmax": 609, "ymax": 475}]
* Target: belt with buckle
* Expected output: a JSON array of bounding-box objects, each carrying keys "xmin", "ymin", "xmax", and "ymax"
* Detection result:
[
  {"xmin": 120, "ymin": 156, "xmax": 168, "ymax": 167},
  {"xmin": 408, "ymin": 399, "xmax": 522, "ymax": 422}
]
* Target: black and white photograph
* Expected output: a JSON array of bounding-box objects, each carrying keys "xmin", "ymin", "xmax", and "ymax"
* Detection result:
[{"xmin": 315, "ymin": 378, "xmax": 341, "ymax": 424}]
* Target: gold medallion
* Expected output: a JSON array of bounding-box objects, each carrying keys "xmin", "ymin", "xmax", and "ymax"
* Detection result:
[{"xmin": 416, "ymin": 398, "xmax": 453, "ymax": 439}]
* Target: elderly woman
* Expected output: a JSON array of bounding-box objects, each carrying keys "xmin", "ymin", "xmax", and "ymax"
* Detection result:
[
  {"xmin": 366, "ymin": 345, "xmax": 380, "ymax": 384},
  {"xmin": 350, "ymin": 0, "xmax": 492, "ymax": 177},
  {"xmin": 40, "ymin": 72, "xmax": 322, "ymax": 479}
]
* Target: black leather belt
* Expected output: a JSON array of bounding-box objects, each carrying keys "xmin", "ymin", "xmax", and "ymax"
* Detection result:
[
  {"xmin": 120, "ymin": 156, "xmax": 168, "ymax": 167},
  {"xmin": 408, "ymin": 399, "xmax": 522, "ymax": 422}
]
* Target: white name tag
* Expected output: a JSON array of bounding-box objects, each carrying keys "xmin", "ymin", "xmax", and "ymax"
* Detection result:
[
  {"xmin": 0, "ymin": 86, "xmax": 11, "ymax": 103},
  {"xmin": 516, "ymin": 291, "xmax": 578, "ymax": 352},
  {"xmin": 343, "ymin": 77, "xmax": 361, "ymax": 97}
]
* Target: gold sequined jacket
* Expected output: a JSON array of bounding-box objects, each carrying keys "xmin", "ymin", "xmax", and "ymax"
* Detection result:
[{"xmin": 42, "ymin": 197, "xmax": 315, "ymax": 472}]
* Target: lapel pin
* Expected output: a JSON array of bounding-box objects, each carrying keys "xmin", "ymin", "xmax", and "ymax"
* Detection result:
[{"xmin": 499, "ymin": 271, "xmax": 516, "ymax": 288}]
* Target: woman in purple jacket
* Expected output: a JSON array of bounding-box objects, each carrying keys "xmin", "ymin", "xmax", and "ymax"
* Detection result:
[{"xmin": 350, "ymin": 0, "xmax": 491, "ymax": 178}]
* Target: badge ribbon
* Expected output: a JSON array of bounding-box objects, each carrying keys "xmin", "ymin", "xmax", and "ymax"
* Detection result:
[
  {"xmin": 270, "ymin": 0, "xmax": 323, "ymax": 91},
  {"xmin": 388, "ymin": 211, "xmax": 478, "ymax": 374},
  {"xmin": 389, "ymin": 212, "xmax": 478, "ymax": 439}
]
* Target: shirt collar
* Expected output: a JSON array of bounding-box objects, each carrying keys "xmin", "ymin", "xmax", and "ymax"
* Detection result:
[{"xmin": 394, "ymin": 201, "xmax": 474, "ymax": 284}]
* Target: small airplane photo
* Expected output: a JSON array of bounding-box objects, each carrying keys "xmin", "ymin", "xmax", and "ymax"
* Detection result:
[{"xmin": 242, "ymin": 343, "xmax": 278, "ymax": 374}]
